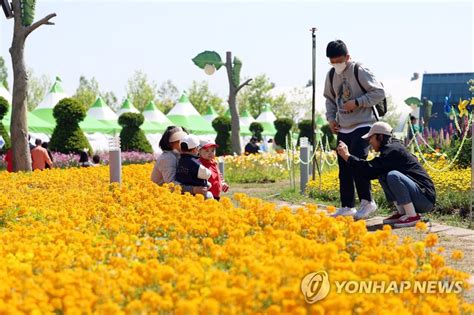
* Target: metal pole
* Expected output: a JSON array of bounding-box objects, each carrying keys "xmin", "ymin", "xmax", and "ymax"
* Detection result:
[
  {"xmin": 470, "ymin": 113, "xmax": 473, "ymax": 228},
  {"xmin": 109, "ymin": 136, "xmax": 122, "ymax": 184},
  {"xmin": 300, "ymin": 137, "xmax": 309, "ymax": 194},
  {"xmin": 311, "ymin": 27, "xmax": 317, "ymax": 180},
  {"xmin": 218, "ymin": 158, "xmax": 225, "ymax": 177}
]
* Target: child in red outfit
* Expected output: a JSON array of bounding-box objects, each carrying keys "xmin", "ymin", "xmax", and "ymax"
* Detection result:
[{"xmin": 198, "ymin": 139, "xmax": 229, "ymax": 200}]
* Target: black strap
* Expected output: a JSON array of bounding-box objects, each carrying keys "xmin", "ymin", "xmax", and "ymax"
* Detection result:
[{"xmin": 329, "ymin": 63, "xmax": 379, "ymax": 121}]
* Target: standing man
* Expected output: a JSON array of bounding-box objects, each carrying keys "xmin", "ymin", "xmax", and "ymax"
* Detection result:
[
  {"xmin": 31, "ymin": 139, "xmax": 53, "ymax": 170},
  {"xmin": 323, "ymin": 40, "xmax": 385, "ymax": 219}
]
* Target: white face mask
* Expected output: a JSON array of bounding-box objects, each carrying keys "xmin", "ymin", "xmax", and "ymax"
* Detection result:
[{"xmin": 332, "ymin": 62, "xmax": 347, "ymax": 75}]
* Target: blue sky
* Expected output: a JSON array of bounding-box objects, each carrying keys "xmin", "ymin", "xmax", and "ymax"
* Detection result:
[{"xmin": 0, "ymin": 0, "xmax": 472, "ymax": 101}]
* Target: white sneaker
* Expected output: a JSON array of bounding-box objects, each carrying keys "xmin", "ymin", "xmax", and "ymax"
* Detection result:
[
  {"xmin": 355, "ymin": 199, "xmax": 377, "ymax": 220},
  {"xmin": 331, "ymin": 207, "xmax": 357, "ymax": 217}
]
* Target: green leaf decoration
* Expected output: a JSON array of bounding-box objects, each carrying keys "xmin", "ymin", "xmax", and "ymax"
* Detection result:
[
  {"xmin": 404, "ymin": 97, "xmax": 421, "ymax": 107},
  {"xmin": 192, "ymin": 51, "xmax": 223, "ymax": 70},
  {"xmin": 232, "ymin": 57, "xmax": 242, "ymax": 87},
  {"xmin": 21, "ymin": 0, "xmax": 36, "ymax": 26}
]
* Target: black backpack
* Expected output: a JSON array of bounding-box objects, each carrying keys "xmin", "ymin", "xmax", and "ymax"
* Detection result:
[{"xmin": 329, "ymin": 62, "xmax": 387, "ymax": 121}]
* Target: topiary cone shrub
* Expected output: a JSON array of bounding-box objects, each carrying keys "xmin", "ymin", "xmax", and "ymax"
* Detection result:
[
  {"xmin": 274, "ymin": 118, "xmax": 293, "ymax": 149},
  {"xmin": 0, "ymin": 96, "xmax": 11, "ymax": 154},
  {"xmin": 118, "ymin": 112, "xmax": 153, "ymax": 153},
  {"xmin": 49, "ymin": 98, "xmax": 92, "ymax": 154},
  {"xmin": 212, "ymin": 116, "xmax": 232, "ymax": 156},
  {"xmin": 249, "ymin": 122, "xmax": 264, "ymax": 142}
]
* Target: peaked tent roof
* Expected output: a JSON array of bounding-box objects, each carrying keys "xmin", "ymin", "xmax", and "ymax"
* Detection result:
[
  {"xmin": 87, "ymin": 97, "xmax": 119, "ymax": 122},
  {"xmin": 143, "ymin": 100, "xmax": 173, "ymax": 125},
  {"xmin": 166, "ymin": 94, "xmax": 215, "ymax": 135},
  {"xmin": 36, "ymin": 77, "xmax": 69, "ymax": 110},
  {"xmin": 0, "ymin": 82, "xmax": 12, "ymax": 104},
  {"xmin": 203, "ymin": 105, "xmax": 218, "ymax": 122},
  {"xmin": 256, "ymin": 104, "xmax": 277, "ymax": 136},
  {"xmin": 116, "ymin": 98, "xmax": 140, "ymax": 116}
]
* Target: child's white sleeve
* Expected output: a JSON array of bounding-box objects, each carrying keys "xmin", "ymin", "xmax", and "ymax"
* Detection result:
[{"xmin": 197, "ymin": 165, "xmax": 211, "ymax": 180}]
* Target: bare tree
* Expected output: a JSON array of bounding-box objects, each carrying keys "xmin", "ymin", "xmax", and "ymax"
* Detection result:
[{"xmin": 9, "ymin": 0, "xmax": 56, "ymax": 171}]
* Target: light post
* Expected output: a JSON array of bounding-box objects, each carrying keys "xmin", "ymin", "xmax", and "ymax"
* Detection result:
[{"xmin": 192, "ymin": 51, "xmax": 252, "ymax": 155}]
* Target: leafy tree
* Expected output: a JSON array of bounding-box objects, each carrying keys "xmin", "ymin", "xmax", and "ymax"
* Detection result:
[
  {"xmin": 101, "ymin": 91, "xmax": 118, "ymax": 111},
  {"xmin": 126, "ymin": 70, "xmax": 157, "ymax": 112},
  {"xmin": 49, "ymin": 98, "xmax": 91, "ymax": 154},
  {"xmin": 156, "ymin": 79, "xmax": 179, "ymax": 114},
  {"xmin": 118, "ymin": 113, "xmax": 153, "ymax": 153},
  {"xmin": 0, "ymin": 57, "xmax": 8, "ymax": 90},
  {"xmin": 73, "ymin": 76, "xmax": 100, "ymax": 109},
  {"xmin": 237, "ymin": 74, "xmax": 275, "ymax": 117},
  {"xmin": 188, "ymin": 80, "xmax": 224, "ymax": 115},
  {"xmin": 26, "ymin": 68, "xmax": 51, "ymax": 111}
]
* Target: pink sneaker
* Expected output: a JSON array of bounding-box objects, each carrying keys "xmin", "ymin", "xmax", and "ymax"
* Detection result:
[
  {"xmin": 382, "ymin": 212, "xmax": 404, "ymax": 225},
  {"xmin": 394, "ymin": 214, "xmax": 421, "ymax": 228}
]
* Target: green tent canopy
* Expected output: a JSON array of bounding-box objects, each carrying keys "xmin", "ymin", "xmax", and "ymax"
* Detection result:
[
  {"xmin": 2, "ymin": 108, "xmax": 55, "ymax": 134},
  {"xmin": 203, "ymin": 105, "xmax": 218, "ymax": 123},
  {"xmin": 255, "ymin": 103, "xmax": 277, "ymax": 136},
  {"xmin": 32, "ymin": 108, "xmax": 117, "ymax": 135},
  {"xmin": 166, "ymin": 94, "xmax": 215, "ymax": 135}
]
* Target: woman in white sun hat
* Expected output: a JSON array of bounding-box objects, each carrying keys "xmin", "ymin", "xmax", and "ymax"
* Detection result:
[
  {"xmin": 336, "ymin": 121, "xmax": 436, "ymax": 228},
  {"xmin": 151, "ymin": 126, "xmax": 208, "ymax": 196}
]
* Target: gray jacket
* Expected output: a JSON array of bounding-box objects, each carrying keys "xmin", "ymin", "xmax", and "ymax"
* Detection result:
[
  {"xmin": 150, "ymin": 150, "xmax": 193, "ymax": 193},
  {"xmin": 324, "ymin": 61, "xmax": 385, "ymax": 129}
]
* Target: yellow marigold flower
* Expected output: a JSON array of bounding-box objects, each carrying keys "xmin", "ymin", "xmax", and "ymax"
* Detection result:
[
  {"xmin": 424, "ymin": 233, "xmax": 439, "ymax": 247},
  {"xmin": 451, "ymin": 250, "xmax": 464, "ymax": 261},
  {"xmin": 415, "ymin": 221, "xmax": 428, "ymax": 232}
]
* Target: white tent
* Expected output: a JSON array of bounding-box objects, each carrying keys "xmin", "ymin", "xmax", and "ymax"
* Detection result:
[
  {"xmin": 87, "ymin": 96, "xmax": 119, "ymax": 121},
  {"xmin": 116, "ymin": 98, "xmax": 139, "ymax": 116},
  {"xmin": 0, "ymin": 82, "xmax": 12, "ymax": 104},
  {"xmin": 36, "ymin": 77, "xmax": 68, "ymax": 110},
  {"xmin": 143, "ymin": 100, "xmax": 172, "ymax": 125},
  {"xmin": 203, "ymin": 105, "xmax": 218, "ymax": 123}
]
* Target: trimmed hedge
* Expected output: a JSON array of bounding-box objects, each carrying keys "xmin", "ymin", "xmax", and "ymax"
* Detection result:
[
  {"xmin": 249, "ymin": 122, "xmax": 263, "ymax": 142},
  {"xmin": 118, "ymin": 113, "xmax": 153, "ymax": 153},
  {"xmin": 212, "ymin": 116, "xmax": 232, "ymax": 156},
  {"xmin": 274, "ymin": 118, "xmax": 293, "ymax": 149},
  {"xmin": 0, "ymin": 96, "xmax": 11, "ymax": 154},
  {"xmin": 297, "ymin": 120, "xmax": 313, "ymax": 145},
  {"xmin": 49, "ymin": 98, "xmax": 92, "ymax": 154}
]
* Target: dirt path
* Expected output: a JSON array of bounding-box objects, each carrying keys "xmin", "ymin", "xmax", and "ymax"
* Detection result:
[{"xmin": 230, "ymin": 180, "xmax": 474, "ymax": 302}]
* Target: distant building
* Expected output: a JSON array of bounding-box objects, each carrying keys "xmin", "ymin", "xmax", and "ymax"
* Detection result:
[{"xmin": 420, "ymin": 72, "xmax": 473, "ymax": 130}]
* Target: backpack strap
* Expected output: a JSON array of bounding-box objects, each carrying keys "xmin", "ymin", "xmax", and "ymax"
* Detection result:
[
  {"xmin": 329, "ymin": 67, "xmax": 336, "ymax": 98},
  {"xmin": 354, "ymin": 62, "xmax": 379, "ymax": 121}
]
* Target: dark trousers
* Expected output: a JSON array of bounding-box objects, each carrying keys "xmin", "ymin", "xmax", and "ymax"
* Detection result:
[{"xmin": 337, "ymin": 127, "xmax": 372, "ymax": 207}]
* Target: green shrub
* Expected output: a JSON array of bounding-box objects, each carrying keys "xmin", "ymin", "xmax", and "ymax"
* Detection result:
[
  {"xmin": 273, "ymin": 118, "xmax": 293, "ymax": 149},
  {"xmin": 0, "ymin": 96, "xmax": 11, "ymax": 154},
  {"xmin": 249, "ymin": 122, "xmax": 263, "ymax": 142},
  {"xmin": 49, "ymin": 98, "xmax": 91, "ymax": 154},
  {"xmin": 118, "ymin": 113, "xmax": 153, "ymax": 153},
  {"xmin": 321, "ymin": 124, "xmax": 336, "ymax": 149},
  {"xmin": 297, "ymin": 120, "xmax": 313, "ymax": 145},
  {"xmin": 212, "ymin": 116, "xmax": 232, "ymax": 156},
  {"xmin": 447, "ymin": 137, "xmax": 471, "ymax": 169}
]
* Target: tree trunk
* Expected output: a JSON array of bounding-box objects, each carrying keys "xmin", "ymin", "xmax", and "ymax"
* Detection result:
[
  {"xmin": 9, "ymin": 0, "xmax": 31, "ymax": 171},
  {"xmin": 8, "ymin": 0, "xmax": 56, "ymax": 172},
  {"xmin": 226, "ymin": 52, "xmax": 242, "ymax": 155}
]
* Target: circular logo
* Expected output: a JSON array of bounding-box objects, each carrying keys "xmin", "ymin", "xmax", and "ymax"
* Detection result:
[{"xmin": 301, "ymin": 271, "xmax": 330, "ymax": 304}]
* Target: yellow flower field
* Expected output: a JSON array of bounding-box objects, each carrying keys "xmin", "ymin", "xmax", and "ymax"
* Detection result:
[
  {"xmin": 307, "ymin": 159, "xmax": 471, "ymax": 197},
  {"xmin": 0, "ymin": 164, "xmax": 473, "ymax": 314}
]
